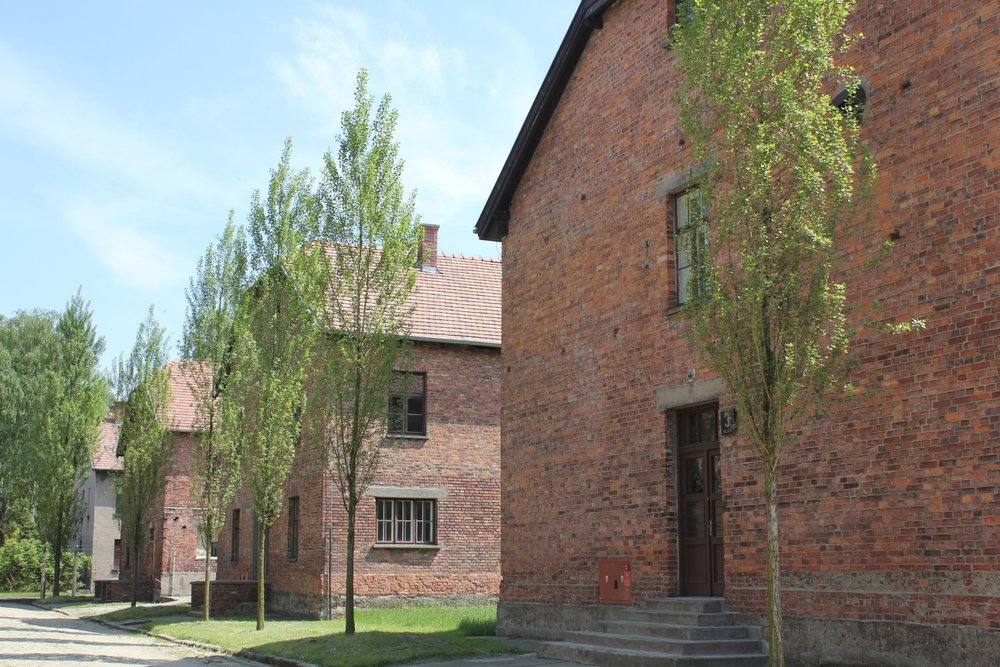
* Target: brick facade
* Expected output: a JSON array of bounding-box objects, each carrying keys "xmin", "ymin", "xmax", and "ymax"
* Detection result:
[
  {"xmin": 216, "ymin": 340, "xmax": 502, "ymax": 617},
  {"xmin": 215, "ymin": 231, "xmax": 503, "ymax": 617},
  {"xmin": 112, "ymin": 363, "xmax": 217, "ymax": 599},
  {"xmin": 479, "ymin": 0, "xmax": 998, "ymax": 664}
]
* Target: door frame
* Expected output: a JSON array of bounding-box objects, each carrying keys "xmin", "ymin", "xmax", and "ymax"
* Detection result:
[{"xmin": 676, "ymin": 402, "xmax": 725, "ymax": 597}]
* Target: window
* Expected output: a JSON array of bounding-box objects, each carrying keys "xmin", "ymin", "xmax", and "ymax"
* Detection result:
[
  {"xmin": 388, "ymin": 372, "xmax": 426, "ymax": 436},
  {"xmin": 675, "ymin": 187, "xmax": 706, "ymax": 305},
  {"xmin": 113, "ymin": 539, "xmax": 122, "ymax": 571},
  {"xmin": 376, "ymin": 499, "xmax": 436, "ymax": 545},
  {"xmin": 196, "ymin": 534, "xmax": 218, "ymax": 560},
  {"xmin": 287, "ymin": 496, "xmax": 300, "ymax": 561},
  {"xmin": 833, "ymin": 84, "xmax": 867, "ymax": 123},
  {"xmin": 231, "ymin": 509, "xmax": 241, "ymax": 562},
  {"xmin": 672, "ymin": 0, "xmax": 696, "ymax": 26}
]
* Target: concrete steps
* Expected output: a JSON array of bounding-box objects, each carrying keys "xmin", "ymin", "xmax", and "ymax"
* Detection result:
[{"xmin": 536, "ymin": 598, "xmax": 767, "ymax": 667}]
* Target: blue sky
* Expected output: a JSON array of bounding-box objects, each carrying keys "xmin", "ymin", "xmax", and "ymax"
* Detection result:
[{"xmin": 0, "ymin": 0, "xmax": 577, "ymax": 367}]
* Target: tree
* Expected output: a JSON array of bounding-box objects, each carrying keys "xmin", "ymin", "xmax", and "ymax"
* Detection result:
[
  {"xmin": 219, "ymin": 139, "xmax": 322, "ymax": 630},
  {"xmin": 113, "ymin": 307, "xmax": 172, "ymax": 608},
  {"xmin": 0, "ymin": 311, "xmax": 59, "ymax": 545},
  {"xmin": 181, "ymin": 216, "xmax": 248, "ymax": 620},
  {"xmin": 34, "ymin": 291, "xmax": 109, "ymax": 596},
  {"xmin": 309, "ymin": 69, "xmax": 421, "ymax": 635},
  {"xmin": 670, "ymin": 1, "xmax": 885, "ymax": 663}
]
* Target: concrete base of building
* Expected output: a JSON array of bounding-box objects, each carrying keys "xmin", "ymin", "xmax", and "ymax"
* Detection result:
[
  {"xmin": 159, "ymin": 571, "xmax": 211, "ymax": 599},
  {"xmin": 499, "ymin": 601, "xmax": 1000, "ymax": 667}
]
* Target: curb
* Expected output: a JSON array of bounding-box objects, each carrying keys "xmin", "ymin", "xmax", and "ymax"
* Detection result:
[{"xmin": 30, "ymin": 602, "xmax": 298, "ymax": 667}]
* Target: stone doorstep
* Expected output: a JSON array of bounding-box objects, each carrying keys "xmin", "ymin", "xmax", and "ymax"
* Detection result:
[{"xmin": 534, "ymin": 599, "xmax": 767, "ymax": 667}]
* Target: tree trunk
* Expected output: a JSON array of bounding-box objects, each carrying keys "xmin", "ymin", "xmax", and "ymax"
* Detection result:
[
  {"xmin": 345, "ymin": 501, "xmax": 356, "ymax": 635},
  {"xmin": 130, "ymin": 539, "xmax": 139, "ymax": 609},
  {"xmin": 39, "ymin": 544, "xmax": 47, "ymax": 599},
  {"xmin": 203, "ymin": 538, "xmax": 212, "ymax": 622},
  {"xmin": 764, "ymin": 456, "xmax": 784, "ymax": 667},
  {"xmin": 53, "ymin": 504, "xmax": 63, "ymax": 597},
  {"xmin": 256, "ymin": 527, "xmax": 266, "ymax": 631}
]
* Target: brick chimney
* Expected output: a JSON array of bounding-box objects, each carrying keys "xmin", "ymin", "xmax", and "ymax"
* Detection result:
[{"xmin": 419, "ymin": 223, "xmax": 439, "ymax": 272}]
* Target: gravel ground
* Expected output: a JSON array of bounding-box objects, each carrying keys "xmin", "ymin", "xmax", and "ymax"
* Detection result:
[{"xmin": 0, "ymin": 601, "xmax": 242, "ymax": 667}]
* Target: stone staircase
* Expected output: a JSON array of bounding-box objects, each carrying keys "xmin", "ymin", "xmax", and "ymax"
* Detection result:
[{"xmin": 535, "ymin": 598, "xmax": 768, "ymax": 666}]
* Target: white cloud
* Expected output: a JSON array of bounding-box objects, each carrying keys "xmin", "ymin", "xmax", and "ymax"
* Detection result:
[
  {"xmin": 0, "ymin": 40, "xmax": 214, "ymax": 292},
  {"xmin": 64, "ymin": 200, "xmax": 188, "ymax": 293}
]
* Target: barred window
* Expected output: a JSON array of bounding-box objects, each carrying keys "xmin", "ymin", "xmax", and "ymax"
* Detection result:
[
  {"xmin": 231, "ymin": 509, "xmax": 241, "ymax": 562},
  {"xmin": 376, "ymin": 499, "xmax": 436, "ymax": 545},
  {"xmin": 675, "ymin": 187, "xmax": 706, "ymax": 305},
  {"xmin": 388, "ymin": 372, "xmax": 426, "ymax": 436},
  {"xmin": 287, "ymin": 496, "xmax": 300, "ymax": 561}
]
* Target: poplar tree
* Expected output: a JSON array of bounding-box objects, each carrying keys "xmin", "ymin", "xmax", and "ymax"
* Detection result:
[
  {"xmin": 35, "ymin": 292, "xmax": 108, "ymax": 595},
  {"xmin": 181, "ymin": 216, "xmax": 247, "ymax": 620},
  {"xmin": 669, "ymin": 1, "xmax": 893, "ymax": 663},
  {"xmin": 310, "ymin": 69, "xmax": 421, "ymax": 634},
  {"xmin": 0, "ymin": 311, "xmax": 59, "ymax": 544},
  {"xmin": 114, "ymin": 308, "xmax": 172, "ymax": 608},
  {"xmin": 219, "ymin": 139, "xmax": 322, "ymax": 630}
]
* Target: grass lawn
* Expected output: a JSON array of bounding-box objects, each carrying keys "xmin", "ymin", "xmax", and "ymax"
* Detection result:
[
  {"xmin": 0, "ymin": 591, "xmax": 40, "ymax": 599},
  {"xmin": 144, "ymin": 605, "xmax": 522, "ymax": 667}
]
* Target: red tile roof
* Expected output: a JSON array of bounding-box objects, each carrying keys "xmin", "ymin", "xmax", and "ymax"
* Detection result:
[
  {"xmin": 321, "ymin": 244, "xmax": 501, "ymax": 347},
  {"xmin": 92, "ymin": 420, "xmax": 123, "ymax": 471},
  {"xmin": 164, "ymin": 360, "xmax": 214, "ymax": 433},
  {"xmin": 409, "ymin": 254, "xmax": 501, "ymax": 347}
]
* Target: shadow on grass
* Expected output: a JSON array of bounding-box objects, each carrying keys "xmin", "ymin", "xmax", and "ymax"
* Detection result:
[
  {"xmin": 237, "ymin": 630, "xmax": 521, "ymax": 667},
  {"xmin": 143, "ymin": 617, "xmax": 521, "ymax": 667}
]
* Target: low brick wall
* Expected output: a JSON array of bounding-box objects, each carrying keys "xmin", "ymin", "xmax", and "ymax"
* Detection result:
[
  {"xmin": 191, "ymin": 580, "xmax": 269, "ymax": 617},
  {"xmin": 93, "ymin": 578, "xmax": 155, "ymax": 602}
]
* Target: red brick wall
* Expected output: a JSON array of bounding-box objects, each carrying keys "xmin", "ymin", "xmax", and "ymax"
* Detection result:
[
  {"xmin": 119, "ymin": 431, "xmax": 216, "ymax": 595},
  {"xmin": 498, "ymin": 0, "xmax": 998, "ymax": 631},
  {"xmin": 217, "ymin": 341, "xmax": 501, "ymax": 607}
]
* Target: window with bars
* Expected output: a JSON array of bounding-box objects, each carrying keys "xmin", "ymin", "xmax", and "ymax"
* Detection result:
[
  {"xmin": 231, "ymin": 509, "xmax": 241, "ymax": 562},
  {"xmin": 675, "ymin": 187, "xmax": 706, "ymax": 305},
  {"xmin": 376, "ymin": 499, "xmax": 436, "ymax": 545},
  {"xmin": 388, "ymin": 372, "xmax": 427, "ymax": 436},
  {"xmin": 287, "ymin": 496, "xmax": 299, "ymax": 561}
]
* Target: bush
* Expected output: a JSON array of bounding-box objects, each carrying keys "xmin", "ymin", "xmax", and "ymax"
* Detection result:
[{"xmin": 0, "ymin": 538, "xmax": 93, "ymax": 592}]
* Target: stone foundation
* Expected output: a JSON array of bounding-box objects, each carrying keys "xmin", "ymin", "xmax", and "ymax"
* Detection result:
[
  {"xmin": 190, "ymin": 580, "xmax": 269, "ymax": 617},
  {"xmin": 499, "ymin": 602, "xmax": 1000, "ymax": 667}
]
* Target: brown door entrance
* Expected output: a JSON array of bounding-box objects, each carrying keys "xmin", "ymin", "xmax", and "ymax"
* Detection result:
[{"xmin": 678, "ymin": 404, "xmax": 724, "ymax": 596}]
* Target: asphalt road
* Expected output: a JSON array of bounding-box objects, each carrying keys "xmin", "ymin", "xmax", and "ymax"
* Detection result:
[{"xmin": 0, "ymin": 601, "xmax": 242, "ymax": 667}]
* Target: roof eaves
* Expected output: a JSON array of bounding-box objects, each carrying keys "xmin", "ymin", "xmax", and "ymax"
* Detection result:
[
  {"xmin": 474, "ymin": 0, "xmax": 618, "ymax": 242},
  {"xmin": 409, "ymin": 335, "xmax": 501, "ymax": 349}
]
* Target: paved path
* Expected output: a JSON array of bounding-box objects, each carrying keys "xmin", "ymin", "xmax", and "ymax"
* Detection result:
[{"xmin": 0, "ymin": 601, "xmax": 242, "ymax": 667}]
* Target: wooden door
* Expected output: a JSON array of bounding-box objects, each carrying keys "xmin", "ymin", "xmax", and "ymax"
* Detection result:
[{"xmin": 678, "ymin": 404, "xmax": 724, "ymax": 596}]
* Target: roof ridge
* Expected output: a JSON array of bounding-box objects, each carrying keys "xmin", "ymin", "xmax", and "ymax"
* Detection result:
[{"xmin": 437, "ymin": 252, "xmax": 502, "ymax": 263}]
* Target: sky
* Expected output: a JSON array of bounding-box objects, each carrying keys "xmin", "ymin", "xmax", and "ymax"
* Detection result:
[{"xmin": 0, "ymin": 0, "xmax": 578, "ymax": 368}]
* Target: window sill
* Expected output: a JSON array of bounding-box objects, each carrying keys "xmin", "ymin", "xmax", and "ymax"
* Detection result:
[
  {"xmin": 371, "ymin": 543, "xmax": 440, "ymax": 551},
  {"xmin": 195, "ymin": 556, "xmax": 219, "ymax": 562},
  {"xmin": 386, "ymin": 434, "xmax": 429, "ymax": 441}
]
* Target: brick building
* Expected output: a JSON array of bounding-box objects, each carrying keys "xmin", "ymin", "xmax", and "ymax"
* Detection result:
[
  {"xmin": 76, "ymin": 417, "xmax": 123, "ymax": 589},
  {"xmin": 212, "ymin": 225, "xmax": 502, "ymax": 618},
  {"xmin": 476, "ymin": 1, "xmax": 998, "ymax": 665},
  {"xmin": 100, "ymin": 361, "xmax": 216, "ymax": 600}
]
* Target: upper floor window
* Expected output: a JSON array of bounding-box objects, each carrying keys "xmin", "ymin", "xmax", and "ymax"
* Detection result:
[
  {"xmin": 833, "ymin": 84, "xmax": 867, "ymax": 124},
  {"xmin": 675, "ymin": 187, "xmax": 706, "ymax": 305},
  {"xmin": 287, "ymin": 496, "xmax": 300, "ymax": 561},
  {"xmin": 388, "ymin": 372, "xmax": 426, "ymax": 436},
  {"xmin": 231, "ymin": 509, "xmax": 241, "ymax": 562}
]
